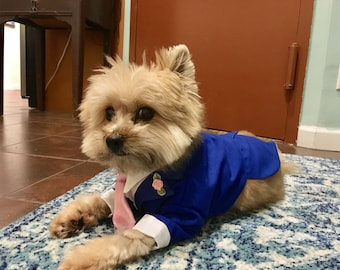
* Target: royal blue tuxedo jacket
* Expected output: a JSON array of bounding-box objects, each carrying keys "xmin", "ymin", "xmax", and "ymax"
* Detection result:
[{"xmin": 129, "ymin": 132, "xmax": 281, "ymax": 247}]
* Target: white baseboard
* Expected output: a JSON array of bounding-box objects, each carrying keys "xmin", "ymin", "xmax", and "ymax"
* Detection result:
[{"xmin": 297, "ymin": 126, "xmax": 340, "ymax": 151}]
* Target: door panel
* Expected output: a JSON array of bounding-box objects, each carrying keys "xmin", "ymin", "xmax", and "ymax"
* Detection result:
[{"xmin": 130, "ymin": 0, "xmax": 314, "ymax": 142}]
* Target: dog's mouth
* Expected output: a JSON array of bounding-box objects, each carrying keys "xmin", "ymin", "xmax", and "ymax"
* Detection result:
[{"xmin": 113, "ymin": 150, "xmax": 128, "ymax": 156}]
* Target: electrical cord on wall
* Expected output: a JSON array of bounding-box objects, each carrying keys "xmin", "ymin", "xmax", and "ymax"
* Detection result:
[{"xmin": 45, "ymin": 32, "xmax": 72, "ymax": 91}]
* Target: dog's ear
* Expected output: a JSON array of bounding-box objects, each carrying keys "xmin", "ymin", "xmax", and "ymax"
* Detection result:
[{"xmin": 156, "ymin": 44, "xmax": 195, "ymax": 80}]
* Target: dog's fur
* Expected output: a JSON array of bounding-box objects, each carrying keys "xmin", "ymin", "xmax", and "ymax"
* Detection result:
[{"xmin": 50, "ymin": 45, "xmax": 295, "ymax": 270}]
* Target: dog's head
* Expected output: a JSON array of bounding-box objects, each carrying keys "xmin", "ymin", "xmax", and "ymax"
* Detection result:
[{"xmin": 79, "ymin": 45, "xmax": 204, "ymax": 174}]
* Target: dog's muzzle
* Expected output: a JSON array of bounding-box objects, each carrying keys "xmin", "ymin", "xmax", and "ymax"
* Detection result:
[{"xmin": 106, "ymin": 135, "xmax": 126, "ymax": 156}]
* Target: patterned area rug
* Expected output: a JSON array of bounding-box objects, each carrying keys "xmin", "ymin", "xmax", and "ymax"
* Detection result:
[{"xmin": 0, "ymin": 154, "xmax": 339, "ymax": 270}]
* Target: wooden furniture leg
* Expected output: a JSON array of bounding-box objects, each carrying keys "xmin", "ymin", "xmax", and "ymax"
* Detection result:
[
  {"xmin": 0, "ymin": 0, "xmax": 120, "ymax": 116},
  {"xmin": 71, "ymin": 1, "xmax": 85, "ymax": 115},
  {"xmin": 34, "ymin": 27, "xmax": 45, "ymax": 111},
  {"xmin": 0, "ymin": 24, "xmax": 4, "ymax": 115}
]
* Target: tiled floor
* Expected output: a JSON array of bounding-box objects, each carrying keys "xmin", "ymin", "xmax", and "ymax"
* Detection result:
[
  {"xmin": 1, "ymin": 90, "xmax": 340, "ymax": 229},
  {"xmin": 0, "ymin": 91, "xmax": 105, "ymax": 228}
]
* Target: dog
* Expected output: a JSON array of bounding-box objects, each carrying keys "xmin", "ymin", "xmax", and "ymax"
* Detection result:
[{"xmin": 49, "ymin": 44, "xmax": 295, "ymax": 269}]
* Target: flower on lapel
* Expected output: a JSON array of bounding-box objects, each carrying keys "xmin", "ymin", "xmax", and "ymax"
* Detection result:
[{"xmin": 152, "ymin": 173, "xmax": 166, "ymax": 196}]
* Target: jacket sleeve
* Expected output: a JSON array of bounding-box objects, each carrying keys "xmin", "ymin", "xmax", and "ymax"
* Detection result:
[
  {"xmin": 155, "ymin": 205, "xmax": 206, "ymax": 246},
  {"xmin": 134, "ymin": 204, "xmax": 206, "ymax": 249}
]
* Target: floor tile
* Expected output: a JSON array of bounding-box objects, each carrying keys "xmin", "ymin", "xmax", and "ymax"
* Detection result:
[
  {"xmin": 0, "ymin": 197, "xmax": 41, "ymax": 228},
  {"xmin": 26, "ymin": 110, "xmax": 80, "ymax": 125},
  {"xmin": 0, "ymin": 113, "xmax": 30, "ymax": 127},
  {"xmin": 2, "ymin": 136, "xmax": 87, "ymax": 160},
  {"xmin": 1, "ymin": 120, "xmax": 79, "ymax": 135},
  {"xmin": 0, "ymin": 126, "xmax": 47, "ymax": 147},
  {"xmin": 57, "ymin": 128, "xmax": 83, "ymax": 138},
  {"xmin": 0, "ymin": 152, "xmax": 81, "ymax": 197},
  {"xmin": 7, "ymin": 161, "xmax": 106, "ymax": 203},
  {"xmin": 276, "ymin": 141, "xmax": 340, "ymax": 159}
]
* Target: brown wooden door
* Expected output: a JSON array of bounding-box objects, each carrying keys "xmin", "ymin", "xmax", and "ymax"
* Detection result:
[{"xmin": 130, "ymin": 0, "xmax": 314, "ymax": 142}]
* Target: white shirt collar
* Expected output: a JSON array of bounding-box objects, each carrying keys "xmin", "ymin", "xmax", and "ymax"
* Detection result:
[{"xmin": 124, "ymin": 170, "xmax": 151, "ymax": 193}]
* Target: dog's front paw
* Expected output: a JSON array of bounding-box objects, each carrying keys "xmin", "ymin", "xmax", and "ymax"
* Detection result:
[
  {"xmin": 50, "ymin": 194, "xmax": 110, "ymax": 238},
  {"xmin": 58, "ymin": 230, "xmax": 156, "ymax": 270}
]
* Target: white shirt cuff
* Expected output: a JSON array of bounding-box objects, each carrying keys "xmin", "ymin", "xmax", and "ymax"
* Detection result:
[
  {"xmin": 133, "ymin": 214, "xmax": 170, "ymax": 249},
  {"xmin": 101, "ymin": 189, "xmax": 115, "ymax": 214}
]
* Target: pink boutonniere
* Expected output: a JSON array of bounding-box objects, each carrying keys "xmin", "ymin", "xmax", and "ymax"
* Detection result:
[{"xmin": 152, "ymin": 173, "xmax": 166, "ymax": 196}]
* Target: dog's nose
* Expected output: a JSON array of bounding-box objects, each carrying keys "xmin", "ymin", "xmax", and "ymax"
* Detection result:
[{"xmin": 106, "ymin": 135, "xmax": 125, "ymax": 155}]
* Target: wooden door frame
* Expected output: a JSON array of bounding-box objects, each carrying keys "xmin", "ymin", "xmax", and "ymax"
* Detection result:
[
  {"xmin": 284, "ymin": 0, "xmax": 314, "ymax": 143},
  {"xmin": 129, "ymin": 0, "xmax": 314, "ymax": 143}
]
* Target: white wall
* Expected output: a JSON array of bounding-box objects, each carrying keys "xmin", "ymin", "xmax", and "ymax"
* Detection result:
[
  {"xmin": 297, "ymin": 0, "xmax": 340, "ymax": 151},
  {"xmin": 4, "ymin": 22, "xmax": 21, "ymax": 90}
]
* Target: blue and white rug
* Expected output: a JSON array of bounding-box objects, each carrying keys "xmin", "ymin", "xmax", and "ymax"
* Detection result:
[{"xmin": 0, "ymin": 154, "xmax": 339, "ymax": 269}]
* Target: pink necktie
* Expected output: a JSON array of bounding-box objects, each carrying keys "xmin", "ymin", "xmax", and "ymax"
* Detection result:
[{"xmin": 112, "ymin": 174, "xmax": 136, "ymax": 231}]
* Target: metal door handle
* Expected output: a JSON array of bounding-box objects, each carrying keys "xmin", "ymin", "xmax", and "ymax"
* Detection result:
[{"xmin": 284, "ymin": 43, "xmax": 299, "ymax": 90}]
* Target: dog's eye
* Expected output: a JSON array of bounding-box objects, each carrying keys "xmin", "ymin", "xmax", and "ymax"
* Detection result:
[
  {"xmin": 137, "ymin": 107, "xmax": 154, "ymax": 122},
  {"xmin": 105, "ymin": 106, "xmax": 115, "ymax": 121}
]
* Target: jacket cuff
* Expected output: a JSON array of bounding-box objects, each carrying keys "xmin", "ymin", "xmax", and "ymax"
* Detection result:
[{"xmin": 133, "ymin": 214, "xmax": 170, "ymax": 249}]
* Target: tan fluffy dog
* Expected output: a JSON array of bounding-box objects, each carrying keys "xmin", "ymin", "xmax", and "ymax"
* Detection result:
[{"xmin": 50, "ymin": 45, "xmax": 295, "ymax": 269}]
